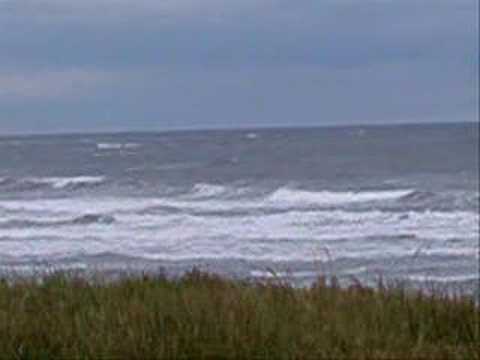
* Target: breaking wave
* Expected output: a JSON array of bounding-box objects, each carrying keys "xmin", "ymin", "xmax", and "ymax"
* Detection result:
[
  {"xmin": 267, "ymin": 187, "xmax": 413, "ymax": 206},
  {"xmin": 0, "ymin": 177, "xmax": 13, "ymax": 187},
  {"xmin": 407, "ymin": 274, "xmax": 480, "ymax": 283},
  {"xmin": 0, "ymin": 214, "xmax": 116, "ymax": 229},
  {"xmin": 400, "ymin": 190, "xmax": 436, "ymax": 202},
  {"xmin": 0, "ymin": 176, "xmax": 106, "ymax": 191},
  {"xmin": 97, "ymin": 143, "xmax": 141, "ymax": 150},
  {"xmin": 187, "ymin": 183, "xmax": 229, "ymax": 199}
]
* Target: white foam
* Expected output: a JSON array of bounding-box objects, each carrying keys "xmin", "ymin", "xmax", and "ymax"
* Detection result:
[
  {"xmin": 27, "ymin": 176, "xmax": 105, "ymax": 189},
  {"xmin": 1, "ymin": 194, "xmax": 478, "ymax": 237},
  {"xmin": 419, "ymin": 248, "xmax": 479, "ymax": 258},
  {"xmin": 0, "ymin": 198, "xmax": 478, "ymax": 264},
  {"xmin": 0, "ymin": 187, "xmax": 478, "ymax": 267},
  {"xmin": 245, "ymin": 133, "xmax": 258, "ymax": 140},
  {"xmin": 0, "ymin": 263, "xmax": 88, "ymax": 274},
  {"xmin": 250, "ymin": 270, "xmax": 318, "ymax": 278},
  {"xmin": 0, "ymin": 197, "xmax": 161, "ymax": 215},
  {"xmin": 187, "ymin": 183, "xmax": 228, "ymax": 199},
  {"xmin": 97, "ymin": 143, "xmax": 122, "ymax": 150},
  {"xmin": 126, "ymin": 162, "xmax": 201, "ymax": 172},
  {"xmin": 407, "ymin": 274, "xmax": 480, "ymax": 283},
  {"xmin": 268, "ymin": 188, "xmax": 413, "ymax": 206},
  {"xmin": 104, "ymin": 187, "xmax": 416, "ymax": 213},
  {"xmin": 97, "ymin": 143, "xmax": 141, "ymax": 150}
]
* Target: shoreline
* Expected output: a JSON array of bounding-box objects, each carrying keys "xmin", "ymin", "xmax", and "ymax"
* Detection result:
[{"xmin": 1, "ymin": 261, "xmax": 478, "ymax": 298}]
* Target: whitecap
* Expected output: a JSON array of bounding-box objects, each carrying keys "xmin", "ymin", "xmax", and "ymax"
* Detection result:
[
  {"xmin": 407, "ymin": 274, "xmax": 480, "ymax": 283},
  {"xmin": 27, "ymin": 176, "xmax": 105, "ymax": 189},
  {"xmin": 187, "ymin": 183, "xmax": 228, "ymax": 199},
  {"xmin": 250, "ymin": 270, "xmax": 318, "ymax": 278},
  {"xmin": 0, "ymin": 214, "xmax": 115, "ymax": 229},
  {"xmin": 96, "ymin": 143, "xmax": 141, "ymax": 150},
  {"xmin": 268, "ymin": 188, "xmax": 414, "ymax": 206}
]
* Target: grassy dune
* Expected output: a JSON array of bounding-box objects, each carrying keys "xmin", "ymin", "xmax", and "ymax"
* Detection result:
[{"xmin": 0, "ymin": 270, "xmax": 478, "ymax": 359}]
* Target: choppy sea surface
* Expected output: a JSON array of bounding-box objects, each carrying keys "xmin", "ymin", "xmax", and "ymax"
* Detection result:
[{"xmin": 0, "ymin": 123, "xmax": 478, "ymax": 291}]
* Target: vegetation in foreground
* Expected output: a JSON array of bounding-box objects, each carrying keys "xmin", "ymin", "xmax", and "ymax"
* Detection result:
[{"xmin": 0, "ymin": 270, "xmax": 478, "ymax": 360}]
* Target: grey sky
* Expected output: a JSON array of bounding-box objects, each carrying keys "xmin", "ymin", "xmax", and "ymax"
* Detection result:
[{"xmin": 0, "ymin": 0, "xmax": 477, "ymax": 134}]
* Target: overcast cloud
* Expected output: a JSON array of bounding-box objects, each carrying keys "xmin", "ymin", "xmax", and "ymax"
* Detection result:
[{"xmin": 0, "ymin": 0, "xmax": 477, "ymax": 134}]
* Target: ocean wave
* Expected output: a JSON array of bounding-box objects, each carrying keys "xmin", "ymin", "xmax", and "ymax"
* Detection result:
[
  {"xmin": 267, "ymin": 187, "xmax": 414, "ymax": 206},
  {"xmin": 1, "ymin": 223, "xmax": 477, "ymax": 265},
  {"xmin": 4, "ymin": 190, "xmax": 471, "ymax": 221},
  {"xmin": 0, "ymin": 197, "xmax": 164, "ymax": 216},
  {"xmin": 126, "ymin": 162, "xmax": 202, "ymax": 172},
  {"xmin": 5, "ymin": 204, "xmax": 475, "ymax": 246},
  {"xmin": 96, "ymin": 143, "xmax": 141, "ymax": 150},
  {"xmin": 398, "ymin": 190, "xmax": 480, "ymax": 211},
  {"xmin": 92, "ymin": 245, "xmax": 479, "ymax": 263},
  {"xmin": 407, "ymin": 274, "xmax": 480, "ymax": 283},
  {"xmin": 0, "ymin": 214, "xmax": 116, "ymax": 229},
  {"xmin": 187, "ymin": 183, "xmax": 229, "ymax": 199},
  {"xmin": 71, "ymin": 214, "xmax": 116, "ymax": 225},
  {"xmin": 30, "ymin": 176, "xmax": 106, "ymax": 189},
  {"xmin": 0, "ymin": 177, "xmax": 13, "ymax": 186},
  {"xmin": 250, "ymin": 270, "xmax": 317, "ymax": 279},
  {"xmin": 177, "ymin": 185, "xmax": 417, "ymax": 208},
  {"xmin": 0, "ymin": 176, "xmax": 106, "ymax": 191},
  {"xmin": 1, "ymin": 187, "xmax": 478, "ymax": 225},
  {"xmin": 399, "ymin": 190, "xmax": 436, "ymax": 202}
]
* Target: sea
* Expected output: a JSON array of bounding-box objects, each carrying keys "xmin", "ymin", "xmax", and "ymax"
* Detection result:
[{"xmin": 0, "ymin": 122, "xmax": 478, "ymax": 292}]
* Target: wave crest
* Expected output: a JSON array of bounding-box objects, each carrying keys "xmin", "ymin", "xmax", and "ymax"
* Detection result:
[
  {"xmin": 97, "ymin": 143, "xmax": 141, "ymax": 150},
  {"xmin": 268, "ymin": 188, "xmax": 413, "ymax": 206},
  {"xmin": 0, "ymin": 176, "xmax": 106, "ymax": 191},
  {"xmin": 32, "ymin": 176, "xmax": 106, "ymax": 189},
  {"xmin": 399, "ymin": 190, "xmax": 436, "ymax": 202},
  {"xmin": 0, "ymin": 214, "xmax": 115, "ymax": 229},
  {"xmin": 188, "ymin": 183, "xmax": 228, "ymax": 199}
]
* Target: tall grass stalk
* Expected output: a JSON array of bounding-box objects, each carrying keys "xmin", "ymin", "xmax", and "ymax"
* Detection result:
[{"xmin": 0, "ymin": 270, "xmax": 478, "ymax": 359}]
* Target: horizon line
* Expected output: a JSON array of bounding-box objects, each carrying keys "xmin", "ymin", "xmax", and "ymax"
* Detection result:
[{"xmin": 0, "ymin": 120, "xmax": 477, "ymax": 139}]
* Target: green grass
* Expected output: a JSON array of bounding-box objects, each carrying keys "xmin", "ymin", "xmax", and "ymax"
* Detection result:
[{"xmin": 0, "ymin": 270, "xmax": 478, "ymax": 359}]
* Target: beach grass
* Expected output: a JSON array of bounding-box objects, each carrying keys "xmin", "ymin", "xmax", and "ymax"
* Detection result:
[{"xmin": 0, "ymin": 269, "xmax": 478, "ymax": 359}]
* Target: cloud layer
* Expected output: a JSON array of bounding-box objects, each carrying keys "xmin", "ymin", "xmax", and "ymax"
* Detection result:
[{"xmin": 0, "ymin": 0, "xmax": 477, "ymax": 133}]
